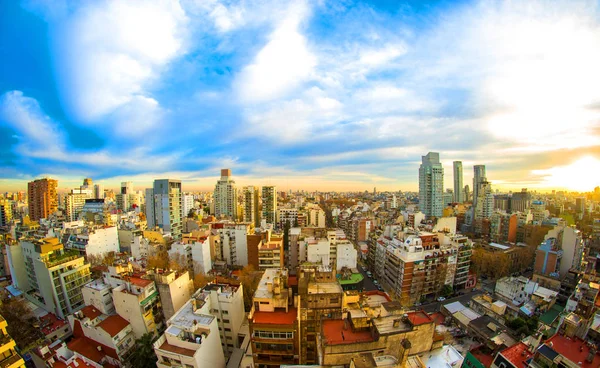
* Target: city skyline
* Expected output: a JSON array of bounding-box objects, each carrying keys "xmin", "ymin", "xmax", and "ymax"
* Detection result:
[{"xmin": 1, "ymin": 0, "xmax": 600, "ymax": 192}]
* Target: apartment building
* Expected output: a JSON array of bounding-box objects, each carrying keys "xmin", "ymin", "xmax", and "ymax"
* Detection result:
[
  {"xmin": 372, "ymin": 229, "xmax": 471, "ymax": 306},
  {"xmin": 153, "ymin": 293, "xmax": 226, "ymax": 367},
  {"xmin": 0, "ymin": 314, "xmax": 25, "ymax": 368},
  {"xmin": 68, "ymin": 305, "xmax": 135, "ymax": 364},
  {"xmin": 258, "ymin": 237, "xmax": 284, "ymax": 270},
  {"xmin": 150, "ymin": 270, "xmax": 194, "ymax": 321},
  {"xmin": 112, "ymin": 276, "xmax": 164, "ymax": 339},
  {"xmin": 27, "ymin": 178, "xmax": 58, "ymax": 221},
  {"xmin": 168, "ymin": 239, "xmax": 212, "ymax": 276},
  {"xmin": 0, "ymin": 200, "xmax": 12, "ymax": 226},
  {"xmin": 214, "ymin": 169, "xmax": 238, "ymax": 220},
  {"xmin": 193, "ymin": 281, "xmax": 245, "ymax": 357},
  {"xmin": 261, "ymin": 186, "xmax": 277, "ymax": 226},
  {"xmin": 243, "ymin": 186, "xmax": 260, "ymax": 227},
  {"xmin": 249, "ymin": 268, "xmax": 299, "ymax": 367},
  {"xmin": 64, "ymin": 225, "xmax": 119, "ymax": 257},
  {"xmin": 297, "ymin": 264, "xmax": 343, "ymax": 364},
  {"xmin": 82, "ymin": 279, "xmax": 116, "ymax": 315},
  {"xmin": 9, "ymin": 238, "xmax": 91, "ymax": 318},
  {"xmin": 277, "ymin": 207, "xmax": 299, "ymax": 229},
  {"xmin": 212, "ymin": 222, "xmax": 251, "ymax": 267}
]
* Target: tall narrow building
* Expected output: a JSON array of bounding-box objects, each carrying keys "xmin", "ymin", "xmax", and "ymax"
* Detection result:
[
  {"xmin": 27, "ymin": 178, "xmax": 58, "ymax": 221},
  {"xmin": 261, "ymin": 186, "xmax": 277, "ymax": 226},
  {"xmin": 453, "ymin": 161, "xmax": 463, "ymax": 203},
  {"xmin": 145, "ymin": 179, "xmax": 183, "ymax": 239},
  {"xmin": 418, "ymin": 152, "xmax": 444, "ymax": 217},
  {"xmin": 214, "ymin": 169, "xmax": 237, "ymax": 219},
  {"xmin": 473, "ymin": 165, "xmax": 486, "ymax": 207},
  {"xmin": 243, "ymin": 186, "xmax": 260, "ymax": 227}
]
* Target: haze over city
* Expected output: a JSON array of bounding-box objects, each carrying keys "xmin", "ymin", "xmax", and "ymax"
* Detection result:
[{"xmin": 1, "ymin": 0, "xmax": 600, "ymax": 192}]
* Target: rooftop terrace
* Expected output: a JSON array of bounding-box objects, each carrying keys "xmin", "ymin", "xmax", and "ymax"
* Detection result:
[{"xmin": 322, "ymin": 319, "xmax": 373, "ymax": 345}]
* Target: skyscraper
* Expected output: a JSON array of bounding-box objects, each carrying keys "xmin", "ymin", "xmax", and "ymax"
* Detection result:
[
  {"xmin": 473, "ymin": 165, "xmax": 486, "ymax": 207},
  {"xmin": 27, "ymin": 178, "xmax": 58, "ymax": 221},
  {"xmin": 243, "ymin": 186, "xmax": 260, "ymax": 227},
  {"xmin": 214, "ymin": 169, "xmax": 238, "ymax": 219},
  {"xmin": 261, "ymin": 186, "xmax": 277, "ymax": 226},
  {"xmin": 145, "ymin": 179, "xmax": 183, "ymax": 238},
  {"xmin": 453, "ymin": 161, "xmax": 463, "ymax": 203},
  {"xmin": 419, "ymin": 152, "xmax": 444, "ymax": 217}
]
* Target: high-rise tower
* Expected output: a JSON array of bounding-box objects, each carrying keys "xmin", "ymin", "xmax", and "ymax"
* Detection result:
[
  {"xmin": 145, "ymin": 179, "xmax": 183, "ymax": 238},
  {"xmin": 419, "ymin": 152, "xmax": 444, "ymax": 217},
  {"xmin": 214, "ymin": 169, "xmax": 238, "ymax": 219},
  {"xmin": 27, "ymin": 178, "xmax": 58, "ymax": 221},
  {"xmin": 243, "ymin": 186, "xmax": 260, "ymax": 227},
  {"xmin": 453, "ymin": 161, "xmax": 463, "ymax": 203},
  {"xmin": 473, "ymin": 165, "xmax": 486, "ymax": 207},
  {"xmin": 261, "ymin": 186, "xmax": 277, "ymax": 226}
]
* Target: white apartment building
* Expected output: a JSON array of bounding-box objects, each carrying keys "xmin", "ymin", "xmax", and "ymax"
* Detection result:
[
  {"xmin": 169, "ymin": 239, "xmax": 212, "ymax": 275},
  {"xmin": 11, "ymin": 238, "xmax": 91, "ymax": 318},
  {"xmin": 82, "ymin": 279, "xmax": 116, "ymax": 315},
  {"xmin": 215, "ymin": 223, "xmax": 251, "ymax": 267},
  {"xmin": 544, "ymin": 225, "xmax": 584, "ymax": 277},
  {"xmin": 243, "ymin": 186, "xmax": 260, "ymax": 227},
  {"xmin": 214, "ymin": 169, "xmax": 237, "ymax": 219},
  {"xmin": 183, "ymin": 194, "xmax": 195, "ymax": 218},
  {"xmin": 146, "ymin": 179, "xmax": 183, "ymax": 239},
  {"xmin": 336, "ymin": 242, "xmax": 357, "ymax": 270},
  {"xmin": 151, "ymin": 270, "xmax": 194, "ymax": 321},
  {"xmin": 69, "ymin": 305, "xmax": 136, "ymax": 364},
  {"xmin": 154, "ymin": 295, "xmax": 226, "ymax": 367},
  {"xmin": 277, "ymin": 207, "xmax": 299, "ymax": 229},
  {"xmin": 64, "ymin": 225, "xmax": 119, "ymax": 257}
]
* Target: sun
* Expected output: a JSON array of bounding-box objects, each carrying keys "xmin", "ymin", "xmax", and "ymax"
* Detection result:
[{"xmin": 532, "ymin": 156, "xmax": 600, "ymax": 192}]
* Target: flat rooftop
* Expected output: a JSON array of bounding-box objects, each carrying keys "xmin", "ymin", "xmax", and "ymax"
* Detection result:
[
  {"xmin": 254, "ymin": 268, "xmax": 288, "ymax": 299},
  {"xmin": 169, "ymin": 300, "xmax": 215, "ymax": 331},
  {"xmin": 158, "ymin": 341, "xmax": 195, "ymax": 357},
  {"xmin": 308, "ymin": 282, "xmax": 343, "ymax": 294},
  {"xmin": 252, "ymin": 308, "xmax": 297, "ymax": 325},
  {"xmin": 322, "ymin": 319, "xmax": 374, "ymax": 345},
  {"xmin": 545, "ymin": 334, "xmax": 600, "ymax": 368}
]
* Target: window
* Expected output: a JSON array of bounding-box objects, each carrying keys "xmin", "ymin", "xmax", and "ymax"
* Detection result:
[
  {"xmin": 224, "ymin": 328, "xmax": 231, "ymax": 332},
  {"xmin": 223, "ymin": 319, "xmax": 230, "ymax": 323}
]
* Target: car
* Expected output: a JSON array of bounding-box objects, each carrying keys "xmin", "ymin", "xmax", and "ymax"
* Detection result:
[
  {"xmin": 373, "ymin": 279, "xmax": 379, "ymax": 285},
  {"xmin": 414, "ymin": 302, "xmax": 422, "ymax": 307},
  {"xmin": 366, "ymin": 272, "xmax": 373, "ymax": 278},
  {"xmin": 377, "ymin": 285, "xmax": 384, "ymax": 291},
  {"xmin": 361, "ymin": 266, "xmax": 367, "ymax": 272},
  {"xmin": 437, "ymin": 297, "xmax": 446, "ymax": 302}
]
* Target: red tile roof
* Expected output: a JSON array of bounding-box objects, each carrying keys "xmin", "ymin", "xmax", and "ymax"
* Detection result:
[
  {"xmin": 80, "ymin": 305, "xmax": 102, "ymax": 320},
  {"xmin": 364, "ymin": 290, "xmax": 392, "ymax": 302},
  {"xmin": 252, "ymin": 308, "xmax": 297, "ymax": 325},
  {"xmin": 429, "ymin": 312, "xmax": 445, "ymax": 326},
  {"xmin": 546, "ymin": 334, "xmax": 600, "ymax": 368},
  {"xmin": 500, "ymin": 342, "xmax": 532, "ymax": 368},
  {"xmin": 322, "ymin": 319, "xmax": 374, "ymax": 345},
  {"xmin": 40, "ymin": 313, "xmax": 68, "ymax": 335},
  {"xmin": 470, "ymin": 348, "xmax": 494, "ymax": 368},
  {"xmin": 407, "ymin": 311, "xmax": 434, "ymax": 325},
  {"xmin": 128, "ymin": 276, "xmax": 152, "ymax": 287},
  {"xmin": 68, "ymin": 337, "xmax": 105, "ymax": 362},
  {"xmin": 97, "ymin": 315, "xmax": 130, "ymax": 337}
]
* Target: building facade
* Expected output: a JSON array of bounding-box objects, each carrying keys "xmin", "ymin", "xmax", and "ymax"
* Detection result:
[
  {"xmin": 27, "ymin": 178, "xmax": 58, "ymax": 221},
  {"xmin": 419, "ymin": 152, "xmax": 444, "ymax": 217},
  {"xmin": 214, "ymin": 169, "xmax": 238, "ymax": 219}
]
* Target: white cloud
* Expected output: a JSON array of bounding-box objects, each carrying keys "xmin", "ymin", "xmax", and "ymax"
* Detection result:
[
  {"xmin": 54, "ymin": 0, "xmax": 189, "ymax": 130},
  {"xmin": 235, "ymin": 1, "xmax": 316, "ymax": 102},
  {"xmin": 0, "ymin": 91, "xmax": 178, "ymax": 171}
]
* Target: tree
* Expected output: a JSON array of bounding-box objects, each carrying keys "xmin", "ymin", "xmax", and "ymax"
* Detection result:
[
  {"xmin": 0, "ymin": 297, "xmax": 44, "ymax": 350},
  {"xmin": 238, "ymin": 265, "xmax": 263, "ymax": 312},
  {"xmin": 147, "ymin": 250, "xmax": 169, "ymax": 269},
  {"xmin": 168, "ymin": 252, "xmax": 189, "ymax": 273},
  {"xmin": 193, "ymin": 273, "xmax": 215, "ymax": 290},
  {"xmin": 128, "ymin": 333, "xmax": 158, "ymax": 368}
]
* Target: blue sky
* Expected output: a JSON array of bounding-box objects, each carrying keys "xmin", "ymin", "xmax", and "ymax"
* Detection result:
[{"xmin": 1, "ymin": 0, "xmax": 599, "ymax": 192}]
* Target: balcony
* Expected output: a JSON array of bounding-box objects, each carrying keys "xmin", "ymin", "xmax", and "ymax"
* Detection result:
[{"xmin": 0, "ymin": 353, "xmax": 24, "ymax": 368}]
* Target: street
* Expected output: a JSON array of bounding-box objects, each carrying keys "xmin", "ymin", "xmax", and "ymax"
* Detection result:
[
  {"xmin": 421, "ymin": 289, "xmax": 484, "ymax": 313},
  {"xmin": 356, "ymin": 262, "xmax": 379, "ymax": 291}
]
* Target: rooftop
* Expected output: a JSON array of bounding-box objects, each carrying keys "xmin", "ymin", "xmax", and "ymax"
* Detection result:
[
  {"xmin": 254, "ymin": 268, "xmax": 288, "ymax": 299},
  {"xmin": 338, "ymin": 273, "xmax": 364, "ymax": 285},
  {"xmin": 308, "ymin": 282, "xmax": 343, "ymax": 294},
  {"xmin": 80, "ymin": 305, "xmax": 102, "ymax": 321},
  {"xmin": 421, "ymin": 345, "xmax": 464, "ymax": 368},
  {"xmin": 97, "ymin": 315, "xmax": 130, "ymax": 337},
  {"xmin": 158, "ymin": 340, "xmax": 196, "ymax": 357},
  {"xmin": 39, "ymin": 313, "xmax": 68, "ymax": 336},
  {"xmin": 500, "ymin": 342, "xmax": 533, "ymax": 368},
  {"xmin": 544, "ymin": 334, "xmax": 600, "ymax": 368},
  {"xmin": 252, "ymin": 308, "xmax": 297, "ymax": 325},
  {"xmin": 322, "ymin": 319, "xmax": 374, "ymax": 345}
]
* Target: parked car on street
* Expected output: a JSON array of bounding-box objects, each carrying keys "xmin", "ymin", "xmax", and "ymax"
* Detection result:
[
  {"xmin": 373, "ymin": 279, "xmax": 379, "ymax": 285},
  {"xmin": 437, "ymin": 296, "xmax": 446, "ymax": 302},
  {"xmin": 377, "ymin": 285, "xmax": 384, "ymax": 291}
]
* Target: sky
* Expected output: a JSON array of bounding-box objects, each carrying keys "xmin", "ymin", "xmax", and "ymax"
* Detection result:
[{"xmin": 1, "ymin": 0, "xmax": 599, "ymax": 193}]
